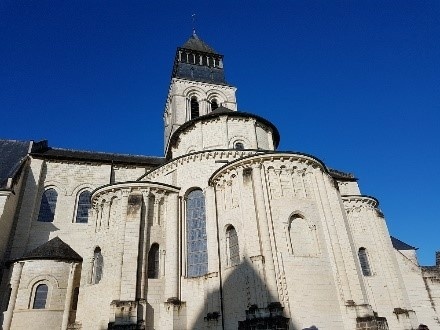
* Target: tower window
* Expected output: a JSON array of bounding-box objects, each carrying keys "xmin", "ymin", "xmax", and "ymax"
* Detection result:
[
  {"xmin": 76, "ymin": 190, "xmax": 91, "ymax": 223},
  {"xmin": 92, "ymin": 247, "xmax": 103, "ymax": 284},
  {"xmin": 148, "ymin": 243, "xmax": 160, "ymax": 279},
  {"xmin": 190, "ymin": 97, "xmax": 199, "ymax": 119},
  {"xmin": 358, "ymin": 247, "xmax": 372, "ymax": 276},
  {"xmin": 33, "ymin": 284, "xmax": 48, "ymax": 309},
  {"xmin": 226, "ymin": 225, "xmax": 240, "ymax": 266},
  {"xmin": 186, "ymin": 189, "xmax": 208, "ymax": 277},
  {"xmin": 211, "ymin": 99, "xmax": 218, "ymax": 111},
  {"xmin": 38, "ymin": 188, "xmax": 58, "ymax": 222}
]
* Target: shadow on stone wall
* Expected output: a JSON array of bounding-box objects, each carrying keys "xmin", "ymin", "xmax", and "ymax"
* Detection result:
[{"xmin": 192, "ymin": 258, "xmax": 320, "ymax": 330}]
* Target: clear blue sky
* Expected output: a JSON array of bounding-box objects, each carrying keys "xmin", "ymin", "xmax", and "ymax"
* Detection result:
[{"xmin": 1, "ymin": 1, "xmax": 439, "ymax": 264}]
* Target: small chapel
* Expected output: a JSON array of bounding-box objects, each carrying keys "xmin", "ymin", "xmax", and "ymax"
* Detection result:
[{"xmin": 0, "ymin": 33, "xmax": 439, "ymax": 330}]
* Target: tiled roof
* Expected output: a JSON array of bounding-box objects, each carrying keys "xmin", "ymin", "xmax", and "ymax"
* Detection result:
[
  {"xmin": 0, "ymin": 140, "xmax": 31, "ymax": 188},
  {"xmin": 391, "ymin": 236, "xmax": 417, "ymax": 250},
  {"xmin": 31, "ymin": 147, "xmax": 165, "ymax": 166},
  {"xmin": 16, "ymin": 236, "xmax": 83, "ymax": 262},
  {"xmin": 182, "ymin": 33, "xmax": 217, "ymax": 54}
]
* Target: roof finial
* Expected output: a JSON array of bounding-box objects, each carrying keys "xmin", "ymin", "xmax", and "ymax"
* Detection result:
[{"xmin": 192, "ymin": 13, "xmax": 197, "ymax": 37}]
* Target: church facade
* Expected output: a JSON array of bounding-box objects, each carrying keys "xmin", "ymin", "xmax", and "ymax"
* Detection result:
[{"xmin": 0, "ymin": 34, "xmax": 439, "ymax": 330}]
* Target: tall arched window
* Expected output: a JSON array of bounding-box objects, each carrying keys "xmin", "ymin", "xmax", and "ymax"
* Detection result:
[
  {"xmin": 190, "ymin": 97, "xmax": 199, "ymax": 119},
  {"xmin": 186, "ymin": 189, "xmax": 208, "ymax": 277},
  {"xmin": 76, "ymin": 190, "xmax": 91, "ymax": 223},
  {"xmin": 33, "ymin": 284, "xmax": 48, "ymax": 309},
  {"xmin": 148, "ymin": 243, "xmax": 160, "ymax": 279},
  {"xmin": 37, "ymin": 188, "xmax": 58, "ymax": 222},
  {"xmin": 92, "ymin": 247, "xmax": 103, "ymax": 284},
  {"xmin": 211, "ymin": 99, "xmax": 218, "ymax": 111},
  {"xmin": 358, "ymin": 247, "xmax": 372, "ymax": 276},
  {"xmin": 226, "ymin": 225, "xmax": 240, "ymax": 266}
]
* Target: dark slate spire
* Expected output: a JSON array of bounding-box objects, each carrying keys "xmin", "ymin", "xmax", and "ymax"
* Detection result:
[
  {"xmin": 181, "ymin": 32, "xmax": 217, "ymax": 54},
  {"xmin": 16, "ymin": 236, "xmax": 83, "ymax": 262},
  {"xmin": 171, "ymin": 33, "xmax": 227, "ymax": 85}
]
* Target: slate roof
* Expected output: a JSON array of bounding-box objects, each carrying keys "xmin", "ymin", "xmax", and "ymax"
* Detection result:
[
  {"xmin": 182, "ymin": 33, "xmax": 217, "ymax": 54},
  {"xmin": 0, "ymin": 140, "xmax": 31, "ymax": 189},
  {"xmin": 16, "ymin": 236, "xmax": 83, "ymax": 262},
  {"xmin": 167, "ymin": 107, "xmax": 281, "ymax": 159},
  {"xmin": 391, "ymin": 236, "xmax": 417, "ymax": 250},
  {"xmin": 328, "ymin": 168, "xmax": 358, "ymax": 182},
  {"xmin": 31, "ymin": 147, "xmax": 165, "ymax": 166}
]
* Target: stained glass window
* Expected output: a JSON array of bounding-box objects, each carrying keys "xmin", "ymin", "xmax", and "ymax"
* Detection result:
[
  {"xmin": 358, "ymin": 247, "xmax": 372, "ymax": 276},
  {"xmin": 76, "ymin": 190, "xmax": 91, "ymax": 223},
  {"xmin": 226, "ymin": 225, "xmax": 240, "ymax": 266},
  {"xmin": 211, "ymin": 99, "xmax": 218, "ymax": 111},
  {"xmin": 37, "ymin": 188, "xmax": 58, "ymax": 222},
  {"xmin": 33, "ymin": 284, "xmax": 48, "ymax": 309},
  {"xmin": 186, "ymin": 189, "xmax": 208, "ymax": 277},
  {"xmin": 148, "ymin": 243, "xmax": 160, "ymax": 279}
]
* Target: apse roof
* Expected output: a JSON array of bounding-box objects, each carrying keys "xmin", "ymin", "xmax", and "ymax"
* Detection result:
[
  {"xmin": 181, "ymin": 32, "xmax": 217, "ymax": 54},
  {"xmin": 391, "ymin": 236, "xmax": 417, "ymax": 250},
  {"xmin": 16, "ymin": 236, "xmax": 83, "ymax": 262}
]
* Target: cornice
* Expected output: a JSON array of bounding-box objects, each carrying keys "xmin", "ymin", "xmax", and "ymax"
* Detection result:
[{"xmin": 209, "ymin": 152, "xmax": 327, "ymax": 186}]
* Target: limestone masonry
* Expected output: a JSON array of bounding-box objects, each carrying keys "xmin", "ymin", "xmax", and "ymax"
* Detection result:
[{"xmin": 0, "ymin": 33, "xmax": 439, "ymax": 330}]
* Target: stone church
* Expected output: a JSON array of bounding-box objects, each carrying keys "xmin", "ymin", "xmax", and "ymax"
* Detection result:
[{"xmin": 0, "ymin": 33, "xmax": 439, "ymax": 330}]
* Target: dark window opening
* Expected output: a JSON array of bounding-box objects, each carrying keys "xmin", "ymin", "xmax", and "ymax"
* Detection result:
[
  {"xmin": 148, "ymin": 243, "xmax": 160, "ymax": 279},
  {"xmin": 191, "ymin": 97, "xmax": 199, "ymax": 119},
  {"xmin": 38, "ymin": 188, "xmax": 58, "ymax": 222},
  {"xmin": 211, "ymin": 99, "xmax": 218, "ymax": 111},
  {"xmin": 76, "ymin": 190, "xmax": 91, "ymax": 223},
  {"xmin": 33, "ymin": 284, "xmax": 48, "ymax": 309},
  {"xmin": 234, "ymin": 142, "xmax": 245, "ymax": 150},
  {"xmin": 358, "ymin": 247, "xmax": 372, "ymax": 276}
]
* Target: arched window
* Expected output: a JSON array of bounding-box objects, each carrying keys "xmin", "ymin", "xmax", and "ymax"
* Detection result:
[
  {"xmin": 211, "ymin": 99, "xmax": 218, "ymax": 111},
  {"xmin": 148, "ymin": 243, "xmax": 160, "ymax": 279},
  {"xmin": 358, "ymin": 247, "xmax": 372, "ymax": 276},
  {"xmin": 186, "ymin": 189, "xmax": 208, "ymax": 277},
  {"xmin": 76, "ymin": 190, "xmax": 91, "ymax": 223},
  {"xmin": 71, "ymin": 287, "xmax": 79, "ymax": 310},
  {"xmin": 92, "ymin": 247, "xmax": 103, "ymax": 284},
  {"xmin": 37, "ymin": 188, "xmax": 58, "ymax": 222},
  {"xmin": 190, "ymin": 97, "xmax": 199, "ymax": 119},
  {"xmin": 226, "ymin": 225, "xmax": 240, "ymax": 266},
  {"xmin": 33, "ymin": 284, "xmax": 48, "ymax": 309},
  {"xmin": 234, "ymin": 142, "xmax": 244, "ymax": 150}
]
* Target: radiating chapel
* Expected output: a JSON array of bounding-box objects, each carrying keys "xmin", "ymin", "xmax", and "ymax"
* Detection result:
[{"xmin": 0, "ymin": 33, "xmax": 439, "ymax": 330}]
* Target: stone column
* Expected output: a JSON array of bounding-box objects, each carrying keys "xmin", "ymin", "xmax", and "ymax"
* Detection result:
[
  {"xmin": 3, "ymin": 262, "xmax": 24, "ymax": 330},
  {"xmin": 251, "ymin": 163, "xmax": 279, "ymax": 303},
  {"xmin": 120, "ymin": 194, "xmax": 143, "ymax": 301},
  {"xmin": 61, "ymin": 262, "xmax": 77, "ymax": 330},
  {"xmin": 140, "ymin": 189, "xmax": 151, "ymax": 299},
  {"xmin": 165, "ymin": 193, "xmax": 179, "ymax": 300},
  {"xmin": 115, "ymin": 189, "xmax": 129, "ymax": 300},
  {"xmin": 205, "ymin": 186, "xmax": 219, "ymax": 273}
]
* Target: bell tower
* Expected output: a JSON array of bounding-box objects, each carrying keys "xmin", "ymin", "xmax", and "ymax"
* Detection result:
[{"xmin": 163, "ymin": 32, "xmax": 237, "ymax": 154}]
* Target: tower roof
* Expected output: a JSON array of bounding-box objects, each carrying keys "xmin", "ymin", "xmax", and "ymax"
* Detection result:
[
  {"xmin": 14, "ymin": 236, "xmax": 83, "ymax": 262},
  {"xmin": 181, "ymin": 32, "xmax": 217, "ymax": 54}
]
